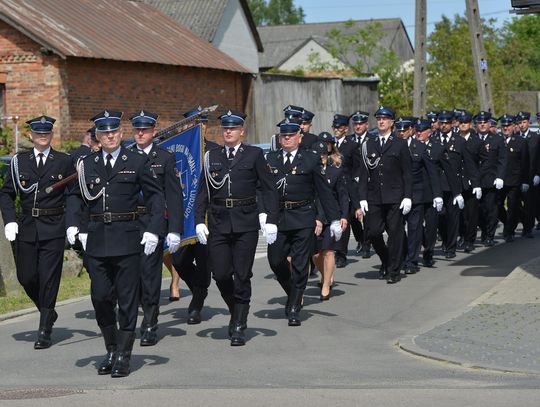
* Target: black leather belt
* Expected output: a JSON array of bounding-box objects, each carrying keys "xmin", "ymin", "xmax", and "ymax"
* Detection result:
[
  {"xmin": 137, "ymin": 206, "xmax": 147, "ymax": 215},
  {"xmin": 90, "ymin": 212, "xmax": 139, "ymax": 223},
  {"xmin": 279, "ymin": 200, "xmax": 311, "ymax": 210},
  {"xmin": 22, "ymin": 207, "xmax": 64, "ymax": 217},
  {"xmin": 213, "ymin": 197, "xmax": 257, "ymax": 208}
]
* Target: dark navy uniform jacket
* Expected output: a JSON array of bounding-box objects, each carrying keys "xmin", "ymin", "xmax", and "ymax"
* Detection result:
[
  {"xmin": 522, "ymin": 130, "xmax": 540, "ymax": 183},
  {"xmin": 358, "ymin": 133, "xmax": 412, "ymax": 205},
  {"xmin": 194, "ymin": 143, "xmax": 279, "ymax": 234},
  {"xmin": 315, "ymin": 163, "xmax": 349, "ymax": 224},
  {"xmin": 132, "ymin": 144, "xmax": 184, "ymax": 237},
  {"xmin": 265, "ymin": 147, "xmax": 339, "ymax": 231},
  {"xmin": 0, "ymin": 149, "xmax": 74, "ymax": 242},
  {"xmin": 431, "ymin": 131, "xmax": 479, "ymax": 193},
  {"xmin": 408, "ymin": 139, "xmax": 441, "ymax": 204},
  {"xmin": 503, "ymin": 136, "xmax": 529, "ymax": 187},
  {"xmin": 477, "ymin": 132, "xmax": 507, "ymax": 188},
  {"xmin": 70, "ymin": 144, "xmax": 92, "ymax": 161},
  {"xmin": 461, "ymin": 131, "xmax": 483, "ymax": 191},
  {"xmin": 66, "ymin": 147, "xmax": 164, "ymax": 257},
  {"xmin": 424, "ymin": 138, "xmax": 462, "ymax": 197}
]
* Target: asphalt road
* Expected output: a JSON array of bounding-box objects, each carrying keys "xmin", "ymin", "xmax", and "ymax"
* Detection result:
[{"xmin": 1, "ymin": 233, "xmax": 540, "ymax": 405}]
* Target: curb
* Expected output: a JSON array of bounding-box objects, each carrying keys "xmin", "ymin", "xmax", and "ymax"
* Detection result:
[
  {"xmin": 397, "ymin": 334, "xmax": 540, "ymax": 376},
  {"xmin": 0, "ymin": 295, "xmax": 91, "ymax": 323}
]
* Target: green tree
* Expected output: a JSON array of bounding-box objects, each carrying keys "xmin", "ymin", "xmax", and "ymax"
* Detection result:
[
  {"xmin": 247, "ymin": 0, "xmax": 305, "ymax": 26},
  {"xmin": 426, "ymin": 14, "xmax": 507, "ymax": 113}
]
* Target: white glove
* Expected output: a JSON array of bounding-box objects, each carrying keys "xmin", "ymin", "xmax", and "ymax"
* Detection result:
[
  {"xmin": 534, "ymin": 175, "xmax": 540, "ymax": 186},
  {"xmin": 66, "ymin": 226, "xmax": 79, "ymax": 245},
  {"xmin": 140, "ymin": 232, "xmax": 159, "ymax": 255},
  {"xmin": 329, "ymin": 220, "xmax": 342, "ymax": 241},
  {"xmin": 4, "ymin": 222, "xmax": 18, "ymax": 242},
  {"xmin": 265, "ymin": 223, "xmax": 278, "ymax": 245},
  {"xmin": 166, "ymin": 232, "xmax": 181, "ymax": 254},
  {"xmin": 453, "ymin": 194, "xmax": 465, "ymax": 209},
  {"xmin": 521, "ymin": 183, "xmax": 530, "ymax": 193},
  {"xmin": 494, "ymin": 178, "xmax": 504, "ymax": 190},
  {"xmin": 196, "ymin": 223, "xmax": 209, "ymax": 245},
  {"xmin": 433, "ymin": 197, "xmax": 443, "ymax": 212},
  {"xmin": 259, "ymin": 213, "xmax": 267, "ymax": 237},
  {"xmin": 79, "ymin": 233, "xmax": 88, "ymax": 251},
  {"xmin": 472, "ymin": 187, "xmax": 482, "ymax": 200},
  {"xmin": 399, "ymin": 198, "xmax": 412, "ymax": 215},
  {"xmin": 359, "ymin": 200, "xmax": 369, "ymax": 215}
]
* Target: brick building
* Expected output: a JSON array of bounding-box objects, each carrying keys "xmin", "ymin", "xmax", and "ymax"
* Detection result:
[{"xmin": 0, "ymin": 0, "xmax": 251, "ymax": 146}]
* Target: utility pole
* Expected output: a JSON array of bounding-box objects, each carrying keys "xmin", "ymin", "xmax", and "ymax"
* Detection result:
[
  {"xmin": 465, "ymin": 0, "xmax": 494, "ymax": 112},
  {"xmin": 413, "ymin": 0, "xmax": 427, "ymax": 117}
]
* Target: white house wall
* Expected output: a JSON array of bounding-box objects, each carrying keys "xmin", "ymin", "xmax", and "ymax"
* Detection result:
[
  {"xmin": 278, "ymin": 39, "xmax": 345, "ymax": 72},
  {"xmin": 213, "ymin": 0, "xmax": 259, "ymax": 73}
]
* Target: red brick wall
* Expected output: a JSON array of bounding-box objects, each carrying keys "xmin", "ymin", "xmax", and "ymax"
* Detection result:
[
  {"xmin": 0, "ymin": 21, "xmax": 66, "ymax": 146},
  {"xmin": 65, "ymin": 58, "xmax": 247, "ymax": 145},
  {"xmin": 0, "ymin": 20, "xmax": 251, "ymax": 147}
]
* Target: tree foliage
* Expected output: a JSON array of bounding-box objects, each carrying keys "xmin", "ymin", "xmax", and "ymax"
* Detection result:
[{"xmin": 247, "ymin": 0, "xmax": 305, "ymax": 26}]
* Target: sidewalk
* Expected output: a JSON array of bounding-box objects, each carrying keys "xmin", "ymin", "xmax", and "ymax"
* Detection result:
[{"xmin": 399, "ymin": 256, "xmax": 540, "ymax": 374}]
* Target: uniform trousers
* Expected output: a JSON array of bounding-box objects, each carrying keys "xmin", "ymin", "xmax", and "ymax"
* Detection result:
[
  {"xmin": 268, "ymin": 227, "xmax": 315, "ymax": 290},
  {"xmin": 366, "ymin": 203, "xmax": 404, "ymax": 277},
  {"xmin": 462, "ymin": 189, "xmax": 479, "ymax": 244},
  {"xmin": 350, "ymin": 213, "xmax": 368, "ymax": 247},
  {"xmin": 171, "ymin": 243, "xmax": 212, "ymax": 292},
  {"xmin": 498, "ymin": 186, "xmax": 521, "ymax": 237},
  {"xmin": 16, "ymin": 237, "xmax": 65, "ymax": 310},
  {"xmin": 139, "ymin": 238, "xmax": 164, "ymax": 307},
  {"xmin": 208, "ymin": 230, "xmax": 258, "ymax": 304},
  {"xmin": 521, "ymin": 186, "xmax": 537, "ymax": 234},
  {"xmin": 479, "ymin": 188, "xmax": 499, "ymax": 239},
  {"xmin": 403, "ymin": 203, "xmax": 426, "ymax": 267},
  {"xmin": 422, "ymin": 205, "xmax": 438, "ymax": 259},
  {"xmin": 438, "ymin": 191, "xmax": 460, "ymax": 254},
  {"xmin": 86, "ymin": 253, "xmax": 140, "ymax": 331}
]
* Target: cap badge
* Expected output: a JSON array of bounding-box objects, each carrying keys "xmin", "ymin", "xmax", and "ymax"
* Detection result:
[
  {"xmin": 140, "ymin": 110, "xmax": 145, "ymax": 117},
  {"xmin": 104, "ymin": 110, "xmax": 110, "ymax": 118},
  {"xmin": 227, "ymin": 110, "xmax": 232, "ymax": 116},
  {"xmin": 40, "ymin": 117, "xmax": 46, "ymax": 123}
]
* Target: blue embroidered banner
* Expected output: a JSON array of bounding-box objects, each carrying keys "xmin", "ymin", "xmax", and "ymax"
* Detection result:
[{"xmin": 159, "ymin": 124, "xmax": 203, "ymax": 246}]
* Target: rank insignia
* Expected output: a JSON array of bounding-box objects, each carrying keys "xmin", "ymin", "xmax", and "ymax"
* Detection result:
[
  {"xmin": 95, "ymin": 177, "xmax": 101, "ymax": 184},
  {"xmin": 371, "ymin": 153, "xmax": 376, "ymax": 158},
  {"xmin": 121, "ymin": 155, "xmax": 127, "ymax": 161},
  {"xmin": 273, "ymin": 169, "xmax": 278, "ymax": 174},
  {"xmin": 151, "ymin": 151, "xmax": 157, "ymax": 158}
]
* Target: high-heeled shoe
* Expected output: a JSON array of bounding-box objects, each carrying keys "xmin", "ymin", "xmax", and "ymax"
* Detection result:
[
  {"xmin": 168, "ymin": 283, "xmax": 180, "ymax": 302},
  {"xmin": 320, "ymin": 290, "xmax": 330, "ymax": 301}
]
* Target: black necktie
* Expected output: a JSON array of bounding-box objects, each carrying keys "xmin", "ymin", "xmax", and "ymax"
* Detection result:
[
  {"xmin": 284, "ymin": 152, "xmax": 293, "ymax": 173},
  {"xmin": 380, "ymin": 137, "xmax": 385, "ymax": 148},
  {"xmin": 105, "ymin": 154, "xmax": 113, "ymax": 176},
  {"xmin": 37, "ymin": 153, "xmax": 44, "ymax": 173},
  {"xmin": 228, "ymin": 148, "xmax": 235, "ymax": 161}
]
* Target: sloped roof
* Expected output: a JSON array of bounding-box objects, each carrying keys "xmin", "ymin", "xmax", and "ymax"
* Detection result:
[
  {"xmin": 258, "ymin": 19, "xmax": 413, "ymax": 70},
  {"xmin": 136, "ymin": 0, "xmax": 263, "ymax": 51},
  {"xmin": 0, "ymin": 0, "xmax": 250, "ymax": 72}
]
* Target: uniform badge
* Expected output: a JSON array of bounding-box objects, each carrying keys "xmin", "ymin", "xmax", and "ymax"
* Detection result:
[
  {"xmin": 449, "ymin": 145, "xmax": 454, "ymax": 151},
  {"xmin": 58, "ymin": 174, "xmax": 63, "ymax": 180},
  {"xmin": 21, "ymin": 180, "xmax": 26, "ymax": 186},
  {"xmin": 152, "ymin": 151, "xmax": 157, "ymax": 158},
  {"xmin": 510, "ymin": 148, "xmax": 514, "ymax": 152},
  {"xmin": 40, "ymin": 117, "xmax": 46, "ymax": 123},
  {"xmin": 104, "ymin": 110, "xmax": 110, "ymax": 118},
  {"xmin": 274, "ymin": 169, "xmax": 278, "ymax": 174},
  {"xmin": 95, "ymin": 177, "xmax": 101, "ymax": 184},
  {"xmin": 95, "ymin": 156, "xmax": 99, "ymax": 163},
  {"xmin": 291, "ymin": 167, "xmax": 297, "ymax": 175},
  {"xmin": 371, "ymin": 153, "xmax": 376, "ymax": 158},
  {"xmin": 485, "ymin": 144, "xmax": 490, "ymax": 152},
  {"xmin": 121, "ymin": 155, "xmax": 127, "ymax": 161}
]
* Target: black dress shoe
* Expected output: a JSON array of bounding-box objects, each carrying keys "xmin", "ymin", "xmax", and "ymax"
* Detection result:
[
  {"xmin": 386, "ymin": 274, "xmax": 401, "ymax": 284},
  {"xmin": 378, "ymin": 265, "xmax": 388, "ymax": 280},
  {"xmin": 361, "ymin": 244, "xmax": 371, "ymax": 259},
  {"xmin": 335, "ymin": 256, "xmax": 347, "ymax": 268},
  {"xmin": 464, "ymin": 242, "xmax": 473, "ymax": 253},
  {"xmin": 423, "ymin": 257, "xmax": 434, "ymax": 267},
  {"xmin": 504, "ymin": 235, "xmax": 514, "ymax": 243},
  {"xmin": 404, "ymin": 266, "xmax": 416, "ymax": 274},
  {"xmin": 484, "ymin": 238, "xmax": 495, "ymax": 247},
  {"xmin": 187, "ymin": 309, "xmax": 202, "ymax": 325},
  {"xmin": 445, "ymin": 252, "xmax": 456, "ymax": 259},
  {"xmin": 140, "ymin": 328, "xmax": 158, "ymax": 346}
]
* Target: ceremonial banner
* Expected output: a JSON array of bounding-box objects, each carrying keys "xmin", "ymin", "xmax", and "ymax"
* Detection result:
[{"xmin": 159, "ymin": 124, "xmax": 203, "ymax": 246}]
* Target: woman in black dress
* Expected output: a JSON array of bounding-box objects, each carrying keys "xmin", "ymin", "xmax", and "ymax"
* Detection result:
[{"xmin": 312, "ymin": 132, "xmax": 349, "ymax": 300}]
